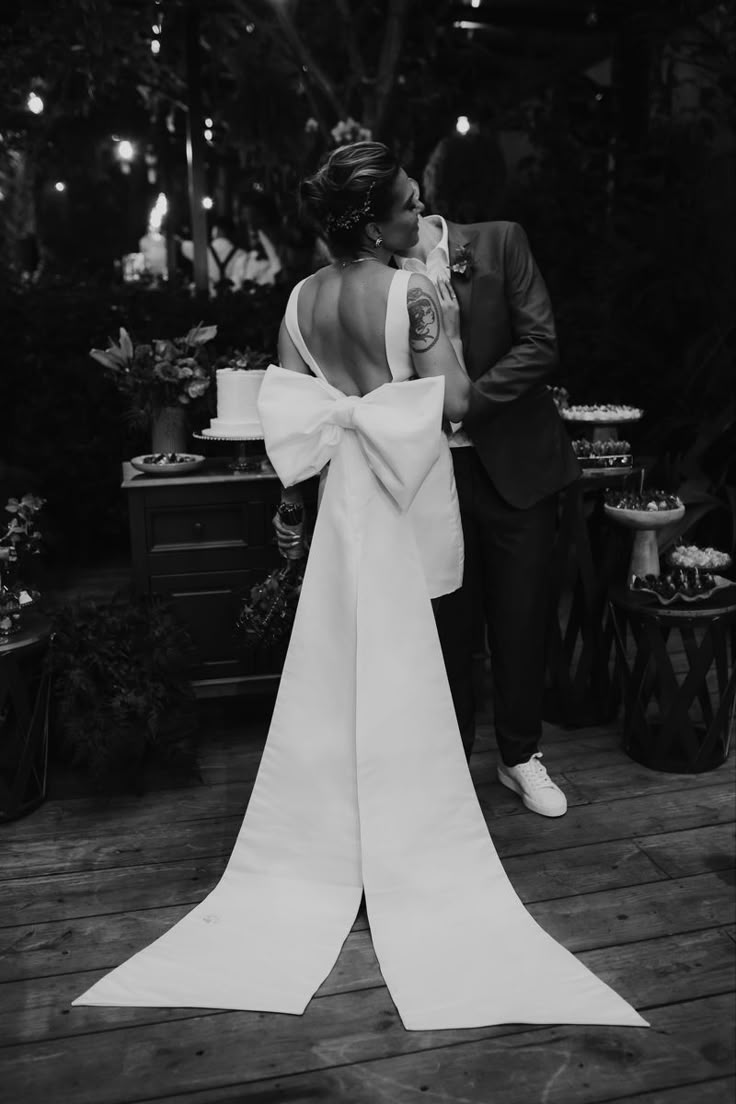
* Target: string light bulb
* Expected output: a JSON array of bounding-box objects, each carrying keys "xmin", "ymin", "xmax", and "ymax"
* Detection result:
[
  {"xmin": 27, "ymin": 91, "xmax": 44, "ymax": 115},
  {"xmin": 151, "ymin": 39, "xmax": 160, "ymax": 55},
  {"xmin": 456, "ymin": 115, "xmax": 471, "ymax": 135},
  {"xmin": 54, "ymin": 181, "xmax": 66, "ymax": 192},
  {"xmin": 116, "ymin": 139, "xmax": 135, "ymax": 162},
  {"xmin": 202, "ymin": 196, "xmax": 214, "ymax": 210}
]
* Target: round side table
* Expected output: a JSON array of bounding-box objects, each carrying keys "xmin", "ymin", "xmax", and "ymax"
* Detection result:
[
  {"xmin": 0, "ymin": 612, "xmax": 53, "ymax": 821},
  {"xmin": 608, "ymin": 583, "xmax": 736, "ymax": 773}
]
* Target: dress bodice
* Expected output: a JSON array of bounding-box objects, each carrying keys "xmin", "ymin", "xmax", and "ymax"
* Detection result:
[{"xmin": 284, "ymin": 268, "xmax": 414, "ymax": 385}]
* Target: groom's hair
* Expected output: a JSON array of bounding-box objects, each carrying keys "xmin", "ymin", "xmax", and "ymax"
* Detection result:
[{"xmin": 300, "ymin": 141, "xmax": 399, "ymax": 257}]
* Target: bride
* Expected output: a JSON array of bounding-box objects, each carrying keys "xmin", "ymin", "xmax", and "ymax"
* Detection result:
[{"xmin": 74, "ymin": 143, "xmax": 646, "ymax": 1032}]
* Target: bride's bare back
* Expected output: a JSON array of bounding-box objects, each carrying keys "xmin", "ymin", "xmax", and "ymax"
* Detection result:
[
  {"xmin": 278, "ymin": 262, "xmax": 470, "ymax": 421},
  {"xmin": 293, "ymin": 263, "xmax": 396, "ymax": 395}
]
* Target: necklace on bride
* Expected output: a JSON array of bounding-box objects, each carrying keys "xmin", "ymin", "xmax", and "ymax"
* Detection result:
[{"xmin": 338, "ymin": 256, "xmax": 377, "ymax": 268}]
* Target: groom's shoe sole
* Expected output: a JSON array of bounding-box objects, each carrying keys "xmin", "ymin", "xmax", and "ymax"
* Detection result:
[{"xmin": 497, "ymin": 769, "xmax": 567, "ymax": 818}]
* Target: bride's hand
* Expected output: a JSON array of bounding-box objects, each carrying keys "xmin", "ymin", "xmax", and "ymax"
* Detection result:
[{"xmin": 436, "ymin": 276, "xmax": 461, "ymax": 341}]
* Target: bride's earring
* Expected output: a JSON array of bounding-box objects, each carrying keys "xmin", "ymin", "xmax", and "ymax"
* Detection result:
[{"xmin": 375, "ymin": 237, "xmax": 383, "ymax": 248}]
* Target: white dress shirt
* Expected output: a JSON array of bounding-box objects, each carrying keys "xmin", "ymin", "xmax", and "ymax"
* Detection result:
[{"xmin": 398, "ymin": 216, "xmax": 472, "ymax": 448}]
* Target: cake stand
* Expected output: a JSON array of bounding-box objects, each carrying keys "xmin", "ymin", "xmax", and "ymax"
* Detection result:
[
  {"xmin": 604, "ymin": 503, "xmax": 685, "ymax": 580},
  {"xmin": 193, "ymin": 431, "xmax": 274, "ymax": 475}
]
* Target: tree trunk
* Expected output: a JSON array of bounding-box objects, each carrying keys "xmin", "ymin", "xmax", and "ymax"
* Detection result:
[{"xmin": 364, "ymin": 0, "xmax": 411, "ymax": 138}]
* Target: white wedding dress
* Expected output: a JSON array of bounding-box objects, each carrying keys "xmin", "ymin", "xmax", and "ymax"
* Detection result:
[{"xmin": 74, "ymin": 271, "xmax": 647, "ymax": 1030}]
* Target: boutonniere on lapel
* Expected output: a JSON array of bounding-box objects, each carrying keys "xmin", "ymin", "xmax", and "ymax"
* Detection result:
[{"xmin": 450, "ymin": 244, "xmax": 474, "ymax": 279}]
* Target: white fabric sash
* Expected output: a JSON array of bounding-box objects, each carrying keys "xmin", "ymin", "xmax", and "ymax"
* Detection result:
[{"xmin": 74, "ymin": 367, "xmax": 647, "ymax": 1031}]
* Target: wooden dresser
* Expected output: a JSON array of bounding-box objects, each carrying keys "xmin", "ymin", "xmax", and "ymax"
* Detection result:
[{"xmin": 122, "ymin": 461, "xmax": 287, "ymax": 698}]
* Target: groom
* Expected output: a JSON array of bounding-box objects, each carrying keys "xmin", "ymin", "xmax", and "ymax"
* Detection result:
[{"xmin": 395, "ymin": 198, "xmax": 580, "ymax": 817}]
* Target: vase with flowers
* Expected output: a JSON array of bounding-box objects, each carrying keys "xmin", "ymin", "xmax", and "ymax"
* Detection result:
[
  {"xmin": 90, "ymin": 323, "xmax": 217, "ymax": 452},
  {"xmin": 0, "ymin": 493, "xmax": 45, "ymax": 639}
]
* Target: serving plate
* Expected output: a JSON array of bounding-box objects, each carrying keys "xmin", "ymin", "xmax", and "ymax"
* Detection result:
[
  {"xmin": 630, "ymin": 574, "xmax": 733, "ymax": 605},
  {"xmin": 130, "ymin": 453, "xmax": 205, "ymax": 476}
]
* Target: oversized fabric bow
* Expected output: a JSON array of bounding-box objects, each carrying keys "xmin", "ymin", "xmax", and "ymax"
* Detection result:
[{"xmin": 257, "ymin": 365, "xmax": 445, "ymax": 512}]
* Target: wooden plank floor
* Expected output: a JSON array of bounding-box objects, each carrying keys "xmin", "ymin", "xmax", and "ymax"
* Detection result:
[{"xmin": 1, "ymin": 694, "xmax": 734, "ymax": 1104}]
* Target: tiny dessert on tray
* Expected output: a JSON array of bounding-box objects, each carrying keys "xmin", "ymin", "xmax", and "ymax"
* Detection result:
[
  {"xmin": 669, "ymin": 543, "xmax": 732, "ymax": 572},
  {"xmin": 560, "ymin": 403, "xmax": 643, "ymax": 423},
  {"xmin": 573, "ymin": 438, "xmax": 632, "ymax": 470},
  {"xmin": 630, "ymin": 567, "xmax": 722, "ymax": 604}
]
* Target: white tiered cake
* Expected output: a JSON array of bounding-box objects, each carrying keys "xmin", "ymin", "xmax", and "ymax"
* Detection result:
[{"xmin": 203, "ymin": 368, "xmax": 266, "ymax": 438}]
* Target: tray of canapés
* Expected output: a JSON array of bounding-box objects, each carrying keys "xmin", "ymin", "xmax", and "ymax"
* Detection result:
[
  {"xmin": 573, "ymin": 438, "xmax": 632, "ymax": 473},
  {"xmin": 630, "ymin": 567, "xmax": 732, "ymax": 605},
  {"xmin": 560, "ymin": 403, "xmax": 643, "ymax": 425}
]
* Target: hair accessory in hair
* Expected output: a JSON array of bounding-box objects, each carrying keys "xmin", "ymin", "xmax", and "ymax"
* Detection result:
[{"xmin": 325, "ymin": 180, "xmax": 377, "ymax": 233}]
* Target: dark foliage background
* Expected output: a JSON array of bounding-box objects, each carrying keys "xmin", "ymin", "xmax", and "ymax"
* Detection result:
[{"xmin": 0, "ymin": 281, "xmax": 288, "ymax": 565}]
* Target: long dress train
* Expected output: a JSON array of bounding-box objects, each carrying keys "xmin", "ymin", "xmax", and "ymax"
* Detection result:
[{"xmin": 74, "ymin": 273, "xmax": 647, "ymax": 1030}]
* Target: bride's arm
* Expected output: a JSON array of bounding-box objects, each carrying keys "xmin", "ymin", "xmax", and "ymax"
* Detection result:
[
  {"xmin": 272, "ymin": 319, "xmax": 310, "ymax": 552},
  {"xmin": 407, "ymin": 274, "xmax": 470, "ymax": 423}
]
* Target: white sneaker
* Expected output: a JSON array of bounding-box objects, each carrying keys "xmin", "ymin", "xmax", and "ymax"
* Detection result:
[{"xmin": 497, "ymin": 752, "xmax": 567, "ymax": 817}]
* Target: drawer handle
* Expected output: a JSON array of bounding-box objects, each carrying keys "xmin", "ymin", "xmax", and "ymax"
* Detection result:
[{"xmin": 192, "ymin": 522, "xmax": 205, "ymax": 539}]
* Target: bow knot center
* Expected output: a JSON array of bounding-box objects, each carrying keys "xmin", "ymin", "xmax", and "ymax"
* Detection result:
[{"xmin": 332, "ymin": 394, "xmax": 361, "ymax": 430}]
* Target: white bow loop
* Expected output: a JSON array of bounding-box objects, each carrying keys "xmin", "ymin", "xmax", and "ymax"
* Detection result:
[{"xmin": 257, "ymin": 365, "xmax": 445, "ymax": 511}]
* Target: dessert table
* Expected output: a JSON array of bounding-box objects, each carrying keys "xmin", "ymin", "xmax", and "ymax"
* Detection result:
[{"xmin": 608, "ymin": 582, "xmax": 736, "ymax": 773}]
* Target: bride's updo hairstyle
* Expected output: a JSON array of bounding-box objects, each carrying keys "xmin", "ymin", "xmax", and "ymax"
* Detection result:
[{"xmin": 300, "ymin": 141, "xmax": 400, "ymax": 257}]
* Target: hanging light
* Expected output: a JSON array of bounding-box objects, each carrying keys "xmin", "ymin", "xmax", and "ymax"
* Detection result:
[
  {"xmin": 27, "ymin": 91, "xmax": 44, "ymax": 115},
  {"xmin": 471, "ymin": 0, "xmax": 481, "ymax": 7},
  {"xmin": 54, "ymin": 181, "xmax": 66, "ymax": 192},
  {"xmin": 116, "ymin": 139, "xmax": 135, "ymax": 163},
  {"xmin": 456, "ymin": 115, "xmax": 471, "ymax": 135},
  {"xmin": 202, "ymin": 196, "xmax": 214, "ymax": 210}
]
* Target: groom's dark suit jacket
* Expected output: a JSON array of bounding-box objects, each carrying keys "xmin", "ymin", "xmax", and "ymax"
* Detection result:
[{"xmin": 446, "ymin": 219, "xmax": 580, "ymax": 509}]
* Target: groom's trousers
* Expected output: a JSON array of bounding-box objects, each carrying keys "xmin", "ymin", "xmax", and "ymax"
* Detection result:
[{"xmin": 433, "ymin": 447, "xmax": 558, "ymax": 764}]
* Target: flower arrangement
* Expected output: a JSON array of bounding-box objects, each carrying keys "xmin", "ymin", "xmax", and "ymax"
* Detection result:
[
  {"xmin": 0, "ymin": 493, "xmax": 45, "ymax": 575},
  {"xmin": 90, "ymin": 323, "xmax": 217, "ymax": 423},
  {"xmin": 330, "ymin": 117, "xmax": 373, "ymax": 146},
  {"xmin": 0, "ymin": 493, "xmax": 45, "ymax": 638},
  {"xmin": 214, "ymin": 346, "xmax": 272, "ymax": 373},
  {"xmin": 235, "ymin": 561, "xmax": 305, "ymax": 649}
]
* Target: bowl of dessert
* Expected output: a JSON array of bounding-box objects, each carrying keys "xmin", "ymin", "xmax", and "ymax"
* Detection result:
[
  {"xmin": 130, "ymin": 453, "xmax": 206, "ymax": 476},
  {"xmin": 603, "ymin": 490, "xmax": 685, "ymax": 529}
]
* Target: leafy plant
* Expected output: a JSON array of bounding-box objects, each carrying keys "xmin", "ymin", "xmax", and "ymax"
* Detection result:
[
  {"xmin": 49, "ymin": 592, "xmax": 200, "ymax": 790},
  {"xmin": 0, "ymin": 492, "xmax": 45, "ymax": 570},
  {"xmin": 89, "ymin": 323, "xmax": 217, "ymax": 426}
]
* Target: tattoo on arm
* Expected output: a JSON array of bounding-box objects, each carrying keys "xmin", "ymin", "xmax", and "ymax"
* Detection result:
[{"xmin": 408, "ymin": 287, "xmax": 440, "ymax": 353}]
